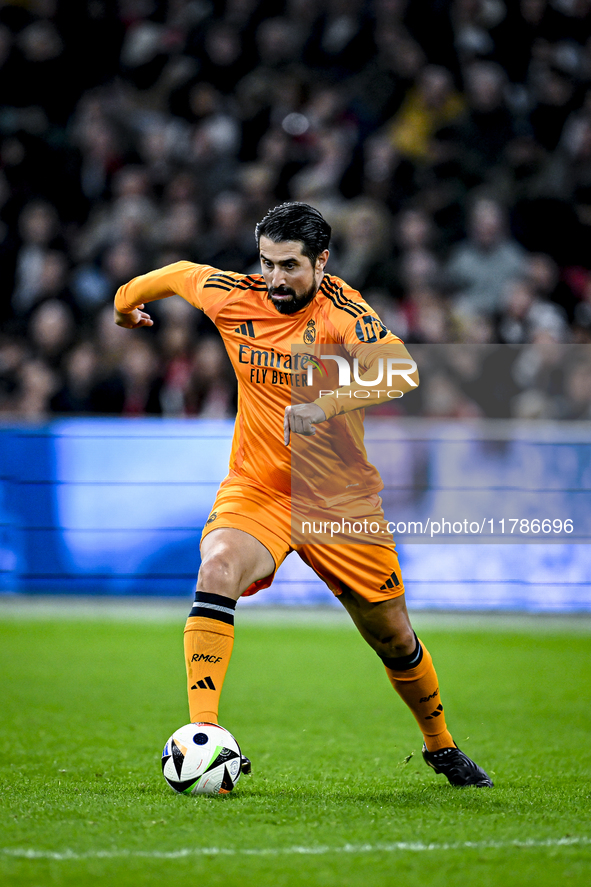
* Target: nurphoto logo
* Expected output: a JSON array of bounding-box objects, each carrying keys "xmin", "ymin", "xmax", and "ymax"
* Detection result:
[
  {"xmin": 305, "ymin": 354, "xmax": 418, "ymax": 387},
  {"xmin": 304, "ymin": 354, "xmax": 418, "ymax": 399}
]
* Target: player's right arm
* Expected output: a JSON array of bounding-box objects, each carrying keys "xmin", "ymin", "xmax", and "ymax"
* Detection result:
[{"xmin": 114, "ymin": 261, "xmax": 218, "ymax": 326}]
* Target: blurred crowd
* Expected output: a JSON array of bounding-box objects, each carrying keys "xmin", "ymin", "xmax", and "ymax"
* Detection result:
[{"xmin": 1, "ymin": 0, "xmax": 591, "ymax": 421}]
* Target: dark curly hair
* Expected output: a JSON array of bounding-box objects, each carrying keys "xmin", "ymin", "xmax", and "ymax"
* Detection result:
[{"xmin": 255, "ymin": 202, "xmax": 331, "ymax": 265}]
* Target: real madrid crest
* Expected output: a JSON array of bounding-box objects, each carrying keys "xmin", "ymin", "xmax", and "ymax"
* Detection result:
[{"xmin": 303, "ymin": 319, "xmax": 316, "ymax": 345}]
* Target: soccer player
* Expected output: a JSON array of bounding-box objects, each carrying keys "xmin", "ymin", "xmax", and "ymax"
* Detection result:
[{"xmin": 114, "ymin": 202, "xmax": 493, "ymax": 787}]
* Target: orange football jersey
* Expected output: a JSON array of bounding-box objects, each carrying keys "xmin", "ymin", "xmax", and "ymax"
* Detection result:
[{"xmin": 115, "ymin": 262, "xmax": 409, "ymax": 504}]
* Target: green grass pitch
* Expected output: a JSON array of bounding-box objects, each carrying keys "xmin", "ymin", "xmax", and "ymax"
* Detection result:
[{"xmin": 0, "ymin": 601, "xmax": 590, "ymax": 887}]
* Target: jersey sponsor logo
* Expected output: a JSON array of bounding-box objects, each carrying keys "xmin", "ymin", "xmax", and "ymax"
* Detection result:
[
  {"xmin": 234, "ymin": 320, "xmax": 256, "ymax": 338},
  {"xmin": 303, "ymin": 319, "xmax": 316, "ymax": 344},
  {"xmin": 205, "ymin": 511, "xmax": 218, "ymax": 525},
  {"xmin": 191, "ymin": 654, "xmax": 223, "ymax": 663},
  {"xmin": 355, "ymin": 314, "xmax": 389, "ymax": 343},
  {"xmin": 237, "ymin": 344, "xmax": 331, "ymax": 376},
  {"xmin": 238, "ymin": 343, "xmax": 313, "ymax": 388},
  {"xmin": 238, "ymin": 343, "xmax": 309, "ymax": 370}
]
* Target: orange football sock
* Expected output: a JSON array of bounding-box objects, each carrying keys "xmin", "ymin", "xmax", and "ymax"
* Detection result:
[
  {"xmin": 382, "ymin": 637, "xmax": 454, "ymax": 752},
  {"xmin": 184, "ymin": 592, "xmax": 236, "ymax": 724}
]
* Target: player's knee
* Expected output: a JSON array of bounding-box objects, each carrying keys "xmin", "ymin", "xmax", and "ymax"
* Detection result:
[
  {"xmin": 197, "ymin": 552, "xmax": 241, "ymax": 599},
  {"xmin": 374, "ymin": 626, "xmax": 416, "ymax": 660}
]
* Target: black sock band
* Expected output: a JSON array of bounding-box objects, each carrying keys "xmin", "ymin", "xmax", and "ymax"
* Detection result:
[
  {"xmin": 379, "ymin": 633, "xmax": 423, "ymax": 671},
  {"xmin": 188, "ymin": 591, "xmax": 236, "ymax": 625}
]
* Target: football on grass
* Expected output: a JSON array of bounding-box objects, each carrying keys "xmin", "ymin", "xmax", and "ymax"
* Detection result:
[{"xmin": 161, "ymin": 722, "xmax": 242, "ymax": 795}]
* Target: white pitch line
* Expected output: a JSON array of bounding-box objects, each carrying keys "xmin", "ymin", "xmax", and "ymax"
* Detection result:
[{"xmin": 1, "ymin": 836, "xmax": 589, "ymax": 861}]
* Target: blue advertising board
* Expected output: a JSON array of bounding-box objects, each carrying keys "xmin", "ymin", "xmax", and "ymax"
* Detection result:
[{"xmin": 1, "ymin": 417, "xmax": 590, "ymax": 610}]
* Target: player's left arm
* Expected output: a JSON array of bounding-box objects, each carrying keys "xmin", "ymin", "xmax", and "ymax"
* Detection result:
[
  {"xmin": 283, "ymin": 336, "xmax": 417, "ymax": 443},
  {"xmin": 283, "ymin": 300, "xmax": 418, "ymax": 441},
  {"xmin": 312, "ymin": 336, "xmax": 418, "ymax": 421}
]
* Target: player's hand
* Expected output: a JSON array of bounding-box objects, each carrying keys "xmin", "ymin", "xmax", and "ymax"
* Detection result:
[
  {"xmin": 284, "ymin": 403, "xmax": 326, "ymax": 445},
  {"xmin": 114, "ymin": 304, "xmax": 154, "ymax": 329}
]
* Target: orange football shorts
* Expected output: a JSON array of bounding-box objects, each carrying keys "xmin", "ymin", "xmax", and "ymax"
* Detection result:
[{"xmin": 200, "ymin": 477, "xmax": 406, "ymax": 602}]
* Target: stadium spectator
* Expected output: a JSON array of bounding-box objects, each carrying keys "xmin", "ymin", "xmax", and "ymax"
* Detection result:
[
  {"xmin": 28, "ymin": 298, "xmax": 75, "ymax": 369},
  {"xmin": 446, "ymin": 195, "xmax": 528, "ymax": 316},
  {"xmin": 561, "ymin": 355, "xmax": 591, "ymax": 418},
  {"xmin": 330, "ymin": 198, "xmax": 395, "ymax": 292},
  {"xmin": 385, "ymin": 64, "xmax": 465, "ymax": 163},
  {"xmin": 497, "ymin": 276, "xmax": 569, "ymax": 344},
  {"xmin": 190, "ymin": 337, "xmax": 236, "ymax": 419},
  {"xmin": 51, "ymin": 340, "xmax": 100, "ymax": 415},
  {"xmin": 200, "ymin": 190, "xmax": 258, "ymax": 271},
  {"xmin": 8, "ymin": 352, "xmax": 59, "ymax": 419},
  {"xmin": 71, "ymin": 98, "xmax": 127, "ymax": 204},
  {"xmin": 11, "ymin": 200, "xmax": 65, "ymax": 318},
  {"xmin": 402, "ymin": 284, "xmax": 452, "ymax": 344},
  {"xmin": 450, "ymin": 61, "xmax": 516, "ymax": 176},
  {"xmin": 394, "ymin": 205, "xmax": 444, "ymax": 299},
  {"xmin": 152, "ymin": 199, "xmax": 203, "ymax": 260},
  {"xmin": 159, "ymin": 323, "xmax": 195, "ymax": 417},
  {"xmin": 0, "ymin": 337, "xmax": 28, "ymax": 413},
  {"xmin": 118, "ymin": 337, "xmax": 163, "ymax": 416}
]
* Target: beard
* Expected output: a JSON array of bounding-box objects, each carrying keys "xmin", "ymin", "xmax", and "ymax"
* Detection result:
[{"xmin": 267, "ymin": 282, "xmax": 317, "ymax": 315}]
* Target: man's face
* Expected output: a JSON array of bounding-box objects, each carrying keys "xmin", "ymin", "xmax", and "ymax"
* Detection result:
[{"xmin": 259, "ymin": 236, "xmax": 329, "ymax": 315}]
